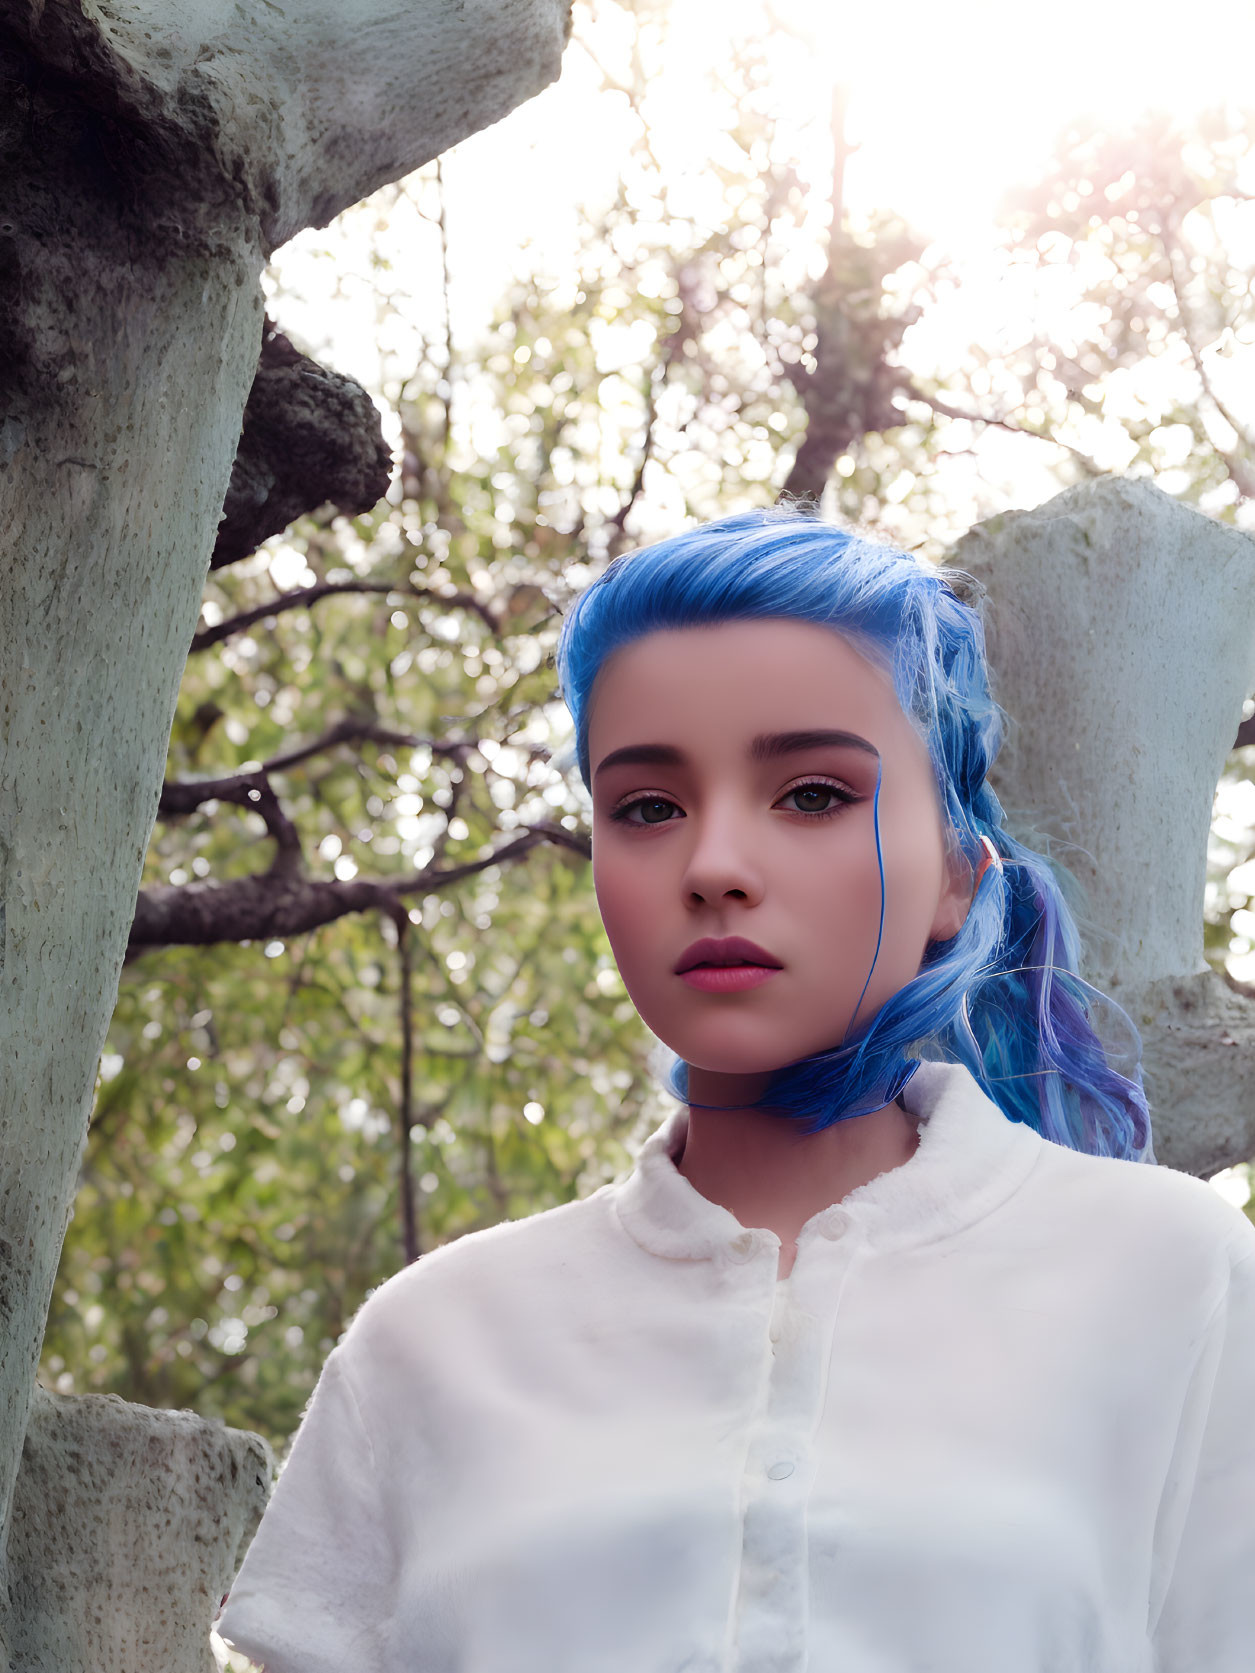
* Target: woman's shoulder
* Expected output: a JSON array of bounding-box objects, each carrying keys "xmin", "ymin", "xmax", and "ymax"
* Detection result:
[
  {"xmin": 342, "ymin": 1179, "xmax": 622, "ymax": 1343},
  {"xmin": 1030, "ymin": 1132, "xmax": 1255, "ymax": 1282}
]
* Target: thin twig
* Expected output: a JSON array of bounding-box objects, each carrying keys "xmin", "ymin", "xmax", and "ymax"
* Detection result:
[
  {"xmin": 388, "ymin": 904, "xmax": 420, "ymax": 1265},
  {"xmin": 191, "ymin": 580, "xmax": 503, "ymax": 652},
  {"xmin": 906, "ymin": 382, "xmax": 1105, "ymax": 476},
  {"xmin": 1160, "ymin": 225, "xmax": 1255, "ymax": 499}
]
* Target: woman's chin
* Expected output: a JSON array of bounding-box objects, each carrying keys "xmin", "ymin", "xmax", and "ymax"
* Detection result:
[
  {"xmin": 677, "ymin": 1056, "xmax": 787, "ymax": 1087},
  {"xmin": 635, "ymin": 1004, "xmax": 838, "ymax": 1081}
]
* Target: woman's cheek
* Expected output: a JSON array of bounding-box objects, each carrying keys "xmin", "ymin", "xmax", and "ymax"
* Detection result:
[{"xmin": 594, "ymin": 865, "xmax": 644, "ymax": 963}]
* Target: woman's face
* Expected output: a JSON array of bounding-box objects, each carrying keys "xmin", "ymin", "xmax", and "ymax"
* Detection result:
[{"xmin": 587, "ymin": 618, "xmax": 972, "ymax": 1096}]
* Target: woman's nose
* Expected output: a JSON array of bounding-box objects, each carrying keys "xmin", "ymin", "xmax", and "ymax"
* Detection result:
[{"xmin": 679, "ymin": 812, "xmax": 766, "ymax": 906}]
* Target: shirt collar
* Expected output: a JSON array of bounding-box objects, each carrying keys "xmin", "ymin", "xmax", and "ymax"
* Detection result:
[{"xmin": 610, "ymin": 1060, "xmax": 1044, "ymax": 1261}]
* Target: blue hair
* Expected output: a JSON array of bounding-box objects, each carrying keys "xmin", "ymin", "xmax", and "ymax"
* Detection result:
[{"xmin": 555, "ymin": 505, "xmax": 1154, "ymax": 1163}]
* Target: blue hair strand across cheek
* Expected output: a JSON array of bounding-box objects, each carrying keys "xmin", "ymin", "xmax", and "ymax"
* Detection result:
[{"xmin": 847, "ymin": 755, "xmax": 886, "ymax": 1038}]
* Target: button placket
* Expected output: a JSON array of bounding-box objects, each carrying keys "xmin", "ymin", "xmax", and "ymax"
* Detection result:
[{"xmin": 730, "ymin": 1234, "xmax": 859, "ymax": 1671}]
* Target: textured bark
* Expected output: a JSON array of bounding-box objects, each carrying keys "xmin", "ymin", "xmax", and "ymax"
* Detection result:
[
  {"xmin": 8, "ymin": 1389, "xmax": 270, "ymax": 1673},
  {"xmin": 212, "ymin": 321, "xmax": 393, "ymax": 570},
  {"xmin": 0, "ymin": 0, "xmax": 572, "ymax": 260},
  {"xmin": 0, "ymin": 186, "xmax": 265, "ymax": 1673},
  {"xmin": 952, "ymin": 477, "xmax": 1255, "ymax": 1175},
  {"xmin": 0, "ymin": 0, "xmax": 570, "ymax": 1663}
]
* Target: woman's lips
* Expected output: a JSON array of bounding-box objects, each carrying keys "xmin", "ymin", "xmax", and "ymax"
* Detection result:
[
  {"xmin": 678, "ymin": 965, "xmax": 781, "ymax": 994},
  {"xmin": 674, "ymin": 935, "xmax": 782, "ymax": 973}
]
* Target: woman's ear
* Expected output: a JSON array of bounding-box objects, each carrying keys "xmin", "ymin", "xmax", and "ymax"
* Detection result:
[{"xmin": 928, "ymin": 842, "xmax": 979, "ymax": 944}]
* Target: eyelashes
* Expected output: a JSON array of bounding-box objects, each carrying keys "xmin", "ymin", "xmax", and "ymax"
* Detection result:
[{"xmin": 607, "ymin": 778, "xmax": 860, "ymax": 829}]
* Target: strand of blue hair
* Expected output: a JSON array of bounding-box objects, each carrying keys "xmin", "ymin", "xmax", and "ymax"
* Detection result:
[{"xmin": 554, "ymin": 503, "xmax": 1154, "ymax": 1163}]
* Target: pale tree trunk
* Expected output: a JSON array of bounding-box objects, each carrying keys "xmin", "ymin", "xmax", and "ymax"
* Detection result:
[
  {"xmin": 0, "ymin": 2, "xmax": 569, "ymax": 1665},
  {"xmin": 8, "ymin": 1390, "xmax": 272, "ymax": 1671},
  {"xmin": 953, "ymin": 476, "xmax": 1255, "ymax": 1176}
]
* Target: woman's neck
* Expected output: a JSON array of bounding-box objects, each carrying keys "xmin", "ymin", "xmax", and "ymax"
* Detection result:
[{"xmin": 674, "ymin": 1081, "xmax": 920, "ymax": 1249}]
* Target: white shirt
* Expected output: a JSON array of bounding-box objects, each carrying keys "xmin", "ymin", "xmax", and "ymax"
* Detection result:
[{"xmin": 215, "ymin": 1061, "xmax": 1255, "ymax": 1673}]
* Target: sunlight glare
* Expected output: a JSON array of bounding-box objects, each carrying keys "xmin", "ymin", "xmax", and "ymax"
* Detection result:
[{"xmin": 774, "ymin": 0, "xmax": 1255, "ymax": 243}]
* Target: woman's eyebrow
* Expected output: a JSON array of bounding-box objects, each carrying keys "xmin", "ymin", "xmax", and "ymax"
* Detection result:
[{"xmin": 593, "ymin": 728, "xmax": 879, "ymax": 781}]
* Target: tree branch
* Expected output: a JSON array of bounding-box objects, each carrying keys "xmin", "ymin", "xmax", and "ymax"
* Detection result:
[
  {"xmin": 608, "ymin": 357, "xmax": 665, "ymax": 543},
  {"xmin": 777, "ymin": 84, "xmax": 921, "ymax": 504},
  {"xmin": 905, "ymin": 382, "xmax": 1105, "ymax": 477},
  {"xmin": 191, "ymin": 579, "xmax": 503, "ymax": 653},
  {"xmin": 388, "ymin": 905, "xmax": 420, "ymax": 1266},
  {"xmin": 1160, "ymin": 226, "xmax": 1255, "ymax": 500},
  {"xmin": 158, "ymin": 717, "xmax": 520, "ymax": 893},
  {"xmin": 158, "ymin": 716, "xmax": 543, "ymax": 827},
  {"xmin": 123, "ymin": 822, "xmax": 590, "ymax": 961}
]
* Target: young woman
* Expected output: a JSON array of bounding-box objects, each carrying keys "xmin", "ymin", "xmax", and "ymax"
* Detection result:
[{"xmin": 216, "ymin": 507, "xmax": 1255, "ymax": 1673}]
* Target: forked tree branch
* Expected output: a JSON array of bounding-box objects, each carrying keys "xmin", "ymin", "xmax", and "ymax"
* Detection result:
[{"xmin": 124, "ymin": 821, "xmax": 590, "ymax": 961}]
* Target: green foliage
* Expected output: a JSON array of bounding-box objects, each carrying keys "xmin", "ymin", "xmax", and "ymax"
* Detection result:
[
  {"xmin": 41, "ymin": 474, "xmax": 669, "ymax": 1451},
  {"xmin": 47, "ymin": 868, "xmax": 655, "ymax": 1449}
]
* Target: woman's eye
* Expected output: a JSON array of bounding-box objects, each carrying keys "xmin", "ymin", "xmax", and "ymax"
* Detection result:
[
  {"xmin": 610, "ymin": 795, "xmax": 679, "ymax": 826},
  {"xmin": 780, "ymin": 780, "xmax": 856, "ymax": 817},
  {"xmin": 609, "ymin": 780, "xmax": 855, "ymax": 825}
]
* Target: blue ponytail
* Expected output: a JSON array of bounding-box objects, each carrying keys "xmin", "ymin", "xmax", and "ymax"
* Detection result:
[{"xmin": 554, "ymin": 505, "xmax": 1154, "ymax": 1163}]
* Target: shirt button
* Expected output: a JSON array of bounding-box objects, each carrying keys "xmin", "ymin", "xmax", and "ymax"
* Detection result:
[{"xmin": 767, "ymin": 1461, "xmax": 794, "ymax": 1481}]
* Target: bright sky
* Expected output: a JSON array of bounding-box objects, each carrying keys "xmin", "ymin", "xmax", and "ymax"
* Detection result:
[
  {"xmin": 806, "ymin": 0, "xmax": 1255, "ymax": 242},
  {"xmin": 271, "ymin": 0, "xmax": 1255, "ymax": 362}
]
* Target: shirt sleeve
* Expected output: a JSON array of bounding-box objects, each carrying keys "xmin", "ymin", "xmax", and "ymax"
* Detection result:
[
  {"xmin": 214, "ymin": 1346, "xmax": 396, "ymax": 1673},
  {"xmin": 1150, "ymin": 1244, "xmax": 1255, "ymax": 1672}
]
